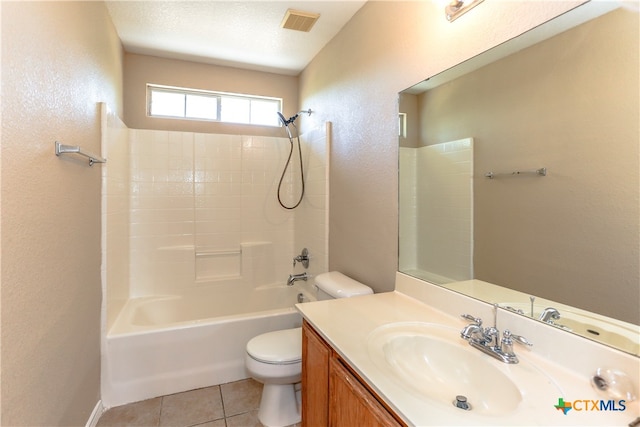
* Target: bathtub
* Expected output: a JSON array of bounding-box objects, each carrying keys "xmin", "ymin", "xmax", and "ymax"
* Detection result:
[{"xmin": 102, "ymin": 282, "xmax": 316, "ymax": 408}]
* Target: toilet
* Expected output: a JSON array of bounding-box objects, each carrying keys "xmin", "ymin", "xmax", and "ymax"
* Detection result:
[{"xmin": 245, "ymin": 271, "xmax": 373, "ymax": 427}]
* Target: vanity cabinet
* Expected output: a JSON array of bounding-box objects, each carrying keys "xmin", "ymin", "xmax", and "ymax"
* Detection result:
[
  {"xmin": 302, "ymin": 320, "xmax": 330, "ymax": 426},
  {"xmin": 301, "ymin": 320, "xmax": 405, "ymax": 427}
]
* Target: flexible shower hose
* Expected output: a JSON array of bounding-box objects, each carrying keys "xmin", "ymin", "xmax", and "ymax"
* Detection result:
[{"xmin": 277, "ymin": 122, "xmax": 305, "ymax": 210}]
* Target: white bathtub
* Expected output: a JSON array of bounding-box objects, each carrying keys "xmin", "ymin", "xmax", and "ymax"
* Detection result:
[{"xmin": 102, "ymin": 282, "xmax": 316, "ymax": 408}]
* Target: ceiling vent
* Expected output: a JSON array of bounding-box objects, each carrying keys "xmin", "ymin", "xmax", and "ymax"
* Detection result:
[{"xmin": 281, "ymin": 9, "xmax": 320, "ymax": 32}]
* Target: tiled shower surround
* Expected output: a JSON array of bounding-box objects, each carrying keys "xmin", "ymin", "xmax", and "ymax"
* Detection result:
[
  {"xmin": 129, "ymin": 128, "xmax": 328, "ymax": 297},
  {"xmin": 130, "ymin": 131, "xmax": 281, "ymax": 296},
  {"xmin": 102, "ymin": 104, "xmax": 329, "ymax": 328}
]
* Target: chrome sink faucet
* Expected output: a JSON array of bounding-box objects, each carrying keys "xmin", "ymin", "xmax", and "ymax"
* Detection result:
[
  {"xmin": 460, "ymin": 314, "xmax": 532, "ymax": 364},
  {"xmin": 460, "ymin": 316, "xmax": 485, "ymax": 342},
  {"xmin": 539, "ymin": 307, "xmax": 561, "ymax": 323},
  {"xmin": 537, "ymin": 307, "xmax": 571, "ymax": 331},
  {"xmin": 287, "ymin": 272, "xmax": 308, "ymax": 286}
]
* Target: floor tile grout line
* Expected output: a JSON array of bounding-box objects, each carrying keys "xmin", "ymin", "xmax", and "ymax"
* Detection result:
[
  {"xmin": 158, "ymin": 395, "xmax": 164, "ymax": 427},
  {"xmin": 220, "ymin": 385, "xmax": 229, "ymax": 427},
  {"xmin": 219, "ymin": 383, "xmax": 227, "ymax": 420}
]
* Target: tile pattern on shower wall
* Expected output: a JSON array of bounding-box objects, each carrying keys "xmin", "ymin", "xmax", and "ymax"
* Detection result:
[
  {"xmin": 194, "ymin": 133, "xmax": 243, "ymax": 280},
  {"xmin": 130, "ymin": 129, "xmax": 196, "ymax": 296},
  {"xmin": 128, "ymin": 129, "xmax": 314, "ymax": 296},
  {"xmin": 293, "ymin": 123, "xmax": 330, "ymax": 280},
  {"xmin": 239, "ymin": 135, "xmax": 294, "ymax": 282}
]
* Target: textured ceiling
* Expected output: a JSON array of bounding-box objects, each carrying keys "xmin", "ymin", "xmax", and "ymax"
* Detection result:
[{"xmin": 105, "ymin": 1, "xmax": 367, "ymax": 76}]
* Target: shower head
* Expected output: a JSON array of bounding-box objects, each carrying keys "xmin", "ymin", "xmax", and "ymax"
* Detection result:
[
  {"xmin": 277, "ymin": 109, "xmax": 313, "ymax": 138},
  {"xmin": 277, "ymin": 112, "xmax": 288, "ymax": 126},
  {"xmin": 277, "ymin": 112, "xmax": 293, "ymax": 139}
]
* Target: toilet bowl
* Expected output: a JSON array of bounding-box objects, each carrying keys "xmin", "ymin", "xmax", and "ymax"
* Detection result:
[
  {"xmin": 245, "ymin": 327, "xmax": 302, "ymax": 427},
  {"xmin": 245, "ymin": 271, "xmax": 373, "ymax": 427}
]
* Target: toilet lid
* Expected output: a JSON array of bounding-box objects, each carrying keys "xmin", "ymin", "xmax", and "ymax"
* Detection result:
[{"xmin": 246, "ymin": 327, "xmax": 302, "ymax": 364}]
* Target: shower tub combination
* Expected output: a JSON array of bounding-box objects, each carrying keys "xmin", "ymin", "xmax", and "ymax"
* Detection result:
[{"xmin": 102, "ymin": 281, "xmax": 316, "ymax": 408}]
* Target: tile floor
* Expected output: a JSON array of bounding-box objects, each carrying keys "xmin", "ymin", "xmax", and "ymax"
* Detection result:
[{"xmin": 97, "ymin": 379, "xmax": 300, "ymax": 427}]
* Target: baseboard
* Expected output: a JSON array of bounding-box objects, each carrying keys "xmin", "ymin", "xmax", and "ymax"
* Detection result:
[{"xmin": 86, "ymin": 400, "xmax": 104, "ymax": 427}]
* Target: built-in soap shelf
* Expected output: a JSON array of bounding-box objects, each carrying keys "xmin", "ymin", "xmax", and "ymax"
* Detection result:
[{"xmin": 195, "ymin": 242, "xmax": 275, "ymax": 286}]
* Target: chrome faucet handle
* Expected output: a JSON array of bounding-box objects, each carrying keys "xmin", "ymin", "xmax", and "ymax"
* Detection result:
[
  {"xmin": 292, "ymin": 248, "xmax": 310, "ymax": 269},
  {"xmin": 500, "ymin": 330, "xmax": 515, "ymax": 357},
  {"xmin": 460, "ymin": 314, "xmax": 482, "ymax": 326},
  {"xmin": 511, "ymin": 333, "xmax": 533, "ymax": 347},
  {"xmin": 504, "ymin": 306, "xmax": 525, "ymax": 315}
]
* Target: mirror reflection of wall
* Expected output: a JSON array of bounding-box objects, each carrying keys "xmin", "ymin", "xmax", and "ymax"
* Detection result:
[{"xmin": 399, "ymin": 7, "xmax": 639, "ymax": 327}]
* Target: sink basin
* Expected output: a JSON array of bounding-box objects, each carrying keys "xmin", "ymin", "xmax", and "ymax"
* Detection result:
[{"xmin": 367, "ymin": 322, "xmax": 560, "ymax": 416}]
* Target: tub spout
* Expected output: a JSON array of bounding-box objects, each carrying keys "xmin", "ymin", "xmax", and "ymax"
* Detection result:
[{"xmin": 287, "ymin": 272, "xmax": 308, "ymax": 286}]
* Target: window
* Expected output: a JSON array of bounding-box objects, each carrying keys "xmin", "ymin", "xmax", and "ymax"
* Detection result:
[{"xmin": 147, "ymin": 84, "xmax": 282, "ymax": 126}]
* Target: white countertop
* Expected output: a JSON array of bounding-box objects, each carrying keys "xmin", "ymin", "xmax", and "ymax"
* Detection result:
[{"xmin": 296, "ymin": 288, "xmax": 640, "ymax": 426}]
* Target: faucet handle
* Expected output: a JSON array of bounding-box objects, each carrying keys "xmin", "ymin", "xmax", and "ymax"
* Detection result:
[
  {"xmin": 293, "ymin": 248, "xmax": 310, "ymax": 269},
  {"xmin": 460, "ymin": 314, "xmax": 482, "ymax": 326},
  {"xmin": 501, "ymin": 329, "xmax": 513, "ymax": 344},
  {"xmin": 511, "ymin": 332, "xmax": 533, "ymax": 347}
]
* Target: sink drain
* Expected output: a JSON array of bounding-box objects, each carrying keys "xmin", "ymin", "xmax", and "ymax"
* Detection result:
[{"xmin": 453, "ymin": 395, "xmax": 471, "ymax": 411}]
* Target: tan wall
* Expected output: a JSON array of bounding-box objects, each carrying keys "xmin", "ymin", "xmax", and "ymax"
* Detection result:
[
  {"xmin": 299, "ymin": 0, "xmax": 581, "ymax": 292},
  {"xmin": 1, "ymin": 2, "xmax": 123, "ymax": 425},
  {"xmin": 417, "ymin": 9, "xmax": 639, "ymax": 323},
  {"xmin": 123, "ymin": 53, "xmax": 299, "ymax": 137}
]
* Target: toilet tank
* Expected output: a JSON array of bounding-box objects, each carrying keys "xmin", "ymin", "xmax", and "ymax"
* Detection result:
[{"xmin": 314, "ymin": 271, "xmax": 373, "ymax": 300}]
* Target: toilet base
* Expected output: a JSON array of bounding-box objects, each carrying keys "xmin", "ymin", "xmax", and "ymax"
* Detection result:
[{"xmin": 257, "ymin": 382, "xmax": 301, "ymax": 427}]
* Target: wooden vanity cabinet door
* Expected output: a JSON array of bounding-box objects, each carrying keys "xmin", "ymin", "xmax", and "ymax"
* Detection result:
[
  {"xmin": 302, "ymin": 320, "xmax": 330, "ymax": 427},
  {"xmin": 329, "ymin": 356, "xmax": 402, "ymax": 427}
]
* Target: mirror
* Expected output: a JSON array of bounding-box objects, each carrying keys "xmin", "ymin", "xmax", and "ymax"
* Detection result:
[{"xmin": 398, "ymin": 2, "xmax": 639, "ymax": 355}]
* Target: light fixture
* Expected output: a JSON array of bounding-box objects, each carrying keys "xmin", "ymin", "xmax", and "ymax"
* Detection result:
[{"xmin": 445, "ymin": 0, "xmax": 484, "ymax": 22}]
